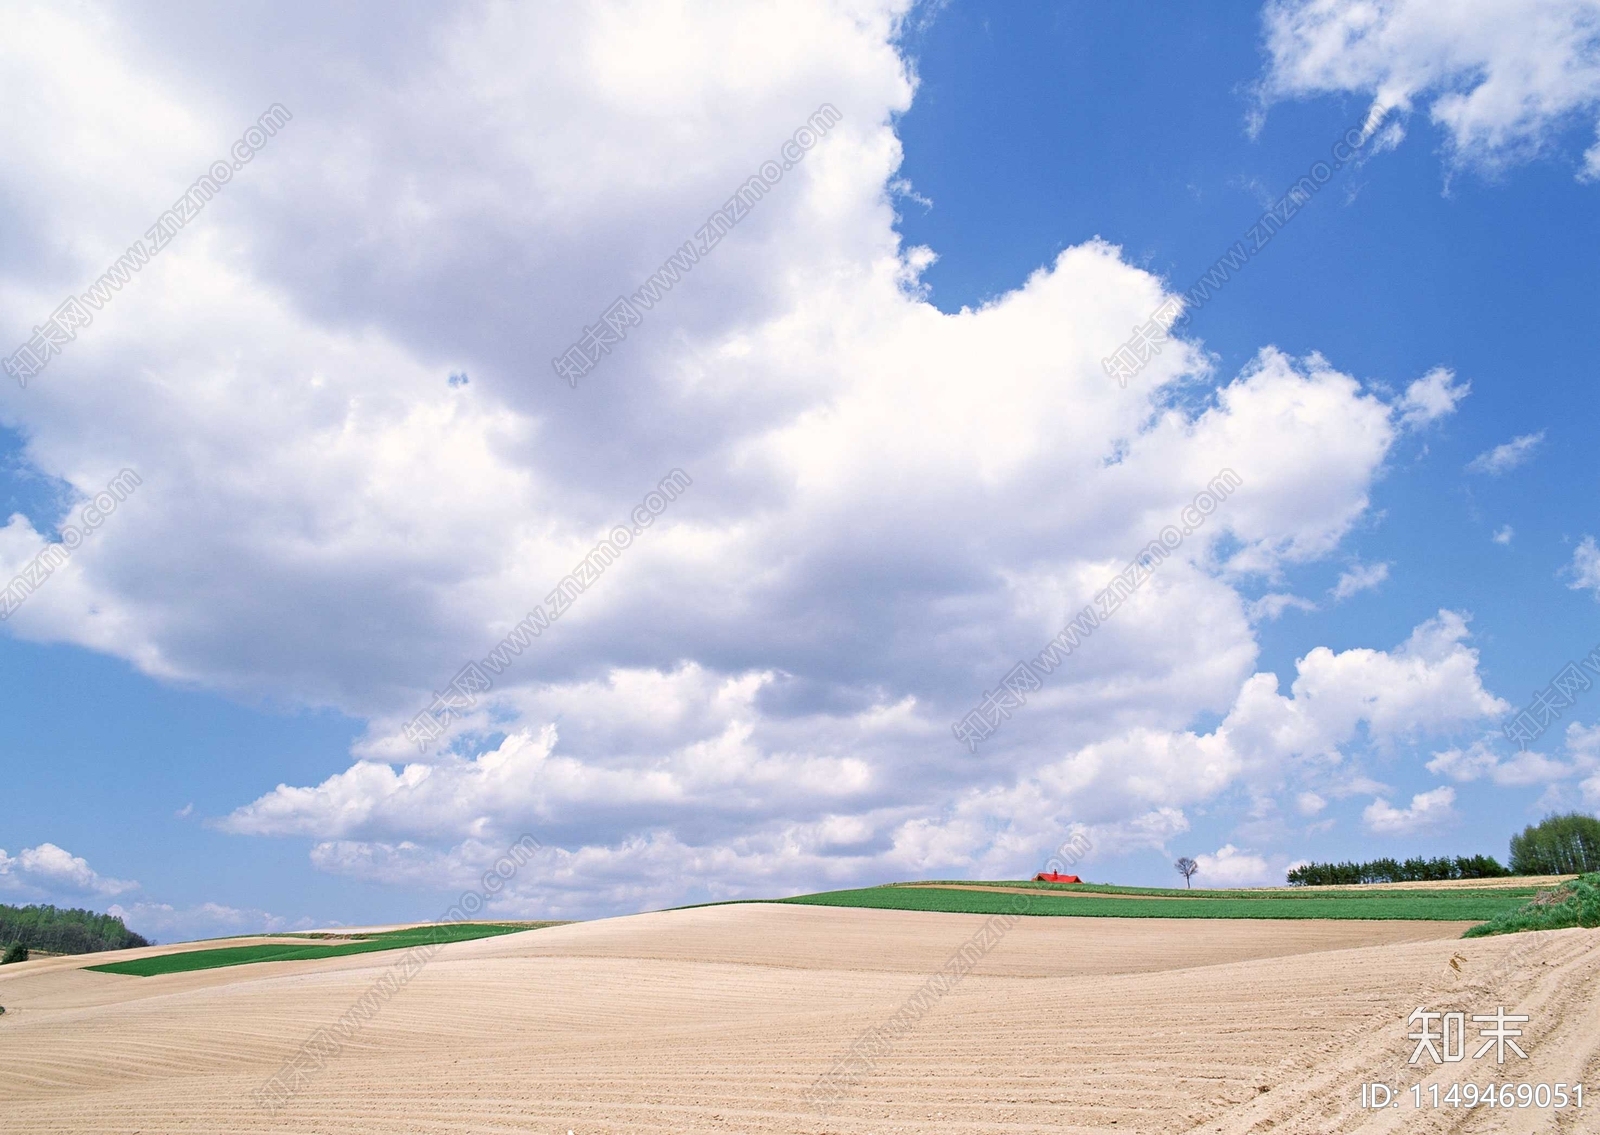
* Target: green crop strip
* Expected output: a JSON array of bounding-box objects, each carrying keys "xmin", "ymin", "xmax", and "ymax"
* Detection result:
[
  {"xmin": 769, "ymin": 884, "xmax": 1535, "ymax": 922},
  {"xmin": 84, "ymin": 921, "xmax": 560, "ymax": 977}
]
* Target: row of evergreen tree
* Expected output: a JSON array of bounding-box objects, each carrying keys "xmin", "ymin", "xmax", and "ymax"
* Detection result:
[
  {"xmin": 0, "ymin": 903, "xmax": 150, "ymax": 957},
  {"xmin": 1287, "ymin": 855, "xmax": 1510, "ymax": 886},
  {"xmin": 1289, "ymin": 814, "xmax": 1600, "ymax": 886}
]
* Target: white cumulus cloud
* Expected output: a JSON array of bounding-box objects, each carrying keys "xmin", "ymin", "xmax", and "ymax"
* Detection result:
[
  {"xmin": 1398, "ymin": 367, "xmax": 1471, "ymax": 427},
  {"xmin": 106, "ymin": 901, "xmax": 305, "ymax": 943},
  {"xmin": 1567, "ymin": 536, "xmax": 1600, "ymax": 597},
  {"xmin": 1248, "ymin": 592, "xmax": 1319, "ymax": 621},
  {"xmin": 1296, "ymin": 790, "xmax": 1328, "ymax": 815},
  {"xmin": 1363, "ymin": 786, "xmax": 1457, "ymax": 834},
  {"xmin": 1331, "ymin": 560, "xmax": 1390, "ymax": 600},
  {"xmin": 0, "ymin": 1, "xmax": 1529, "ymax": 917},
  {"xmin": 1427, "ymin": 736, "xmax": 1585, "ymax": 786},
  {"xmin": 1259, "ymin": 0, "xmax": 1600, "ymax": 179},
  {"xmin": 1194, "ymin": 843, "xmax": 1277, "ymax": 887},
  {"xmin": 221, "ymin": 610, "xmax": 1511, "ymax": 913},
  {"xmin": 0, "ymin": 842, "xmax": 138, "ymax": 897},
  {"xmin": 1468, "ymin": 431, "xmax": 1546, "ymax": 474}
]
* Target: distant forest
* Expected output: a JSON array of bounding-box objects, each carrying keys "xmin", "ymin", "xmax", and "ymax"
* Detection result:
[
  {"xmin": 1287, "ymin": 855, "xmax": 1510, "ymax": 886},
  {"xmin": 1289, "ymin": 815, "xmax": 1600, "ymax": 887},
  {"xmin": 0, "ymin": 903, "xmax": 150, "ymax": 955},
  {"xmin": 1509, "ymin": 813, "xmax": 1600, "ymax": 876}
]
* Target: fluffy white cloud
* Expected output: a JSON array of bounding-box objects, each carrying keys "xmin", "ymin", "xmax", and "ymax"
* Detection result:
[
  {"xmin": 1493, "ymin": 525, "xmax": 1515, "ymax": 545},
  {"xmin": 1571, "ymin": 722, "xmax": 1600, "ymax": 757},
  {"xmin": 0, "ymin": 841, "xmax": 275, "ymax": 942},
  {"xmin": 1078, "ymin": 808, "xmax": 1193, "ymax": 856},
  {"xmin": 1569, "ymin": 725, "xmax": 1600, "ymax": 803},
  {"xmin": 1194, "ymin": 843, "xmax": 1277, "ymax": 887},
  {"xmin": 1296, "ymin": 790, "xmax": 1328, "ymax": 815},
  {"xmin": 0, "ymin": 2, "xmax": 1513, "ymax": 915},
  {"xmin": 1331, "ymin": 560, "xmax": 1390, "ymax": 600},
  {"xmin": 225, "ymin": 689, "xmax": 877, "ymax": 846},
  {"xmin": 1567, "ymin": 536, "xmax": 1600, "ymax": 596},
  {"xmin": 1259, "ymin": 0, "xmax": 1600, "ymax": 178},
  {"xmin": 1398, "ymin": 367, "xmax": 1470, "ymax": 427},
  {"xmin": 1363, "ymin": 786, "xmax": 1458, "ymax": 834},
  {"xmin": 0, "ymin": 842, "xmax": 138, "ymax": 898},
  {"xmin": 1248, "ymin": 592, "xmax": 1319, "ymax": 621},
  {"xmin": 1468, "ymin": 431, "xmax": 1546, "ymax": 474},
  {"xmin": 1221, "ymin": 611, "xmax": 1507, "ymax": 763},
  {"xmin": 224, "ymin": 610, "xmax": 1511, "ymax": 912},
  {"xmin": 105, "ymin": 901, "xmax": 305, "ymax": 943},
  {"xmin": 1427, "ymin": 736, "xmax": 1587, "ymax": 786}
]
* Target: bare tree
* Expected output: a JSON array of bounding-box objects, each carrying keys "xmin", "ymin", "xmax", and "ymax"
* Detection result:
[{"xmin": 1174, "ymin": 856, "xmax": 1199, "ymax": 889}]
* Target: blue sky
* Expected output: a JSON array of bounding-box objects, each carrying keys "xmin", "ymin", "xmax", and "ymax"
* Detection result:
[{"xmin": 2, "ymin": 0, "xmax": 1598, "ymax": 938}]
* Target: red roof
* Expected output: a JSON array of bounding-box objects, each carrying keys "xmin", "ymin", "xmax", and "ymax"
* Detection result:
[{"xmin": 1033, "ymin": 872, "xmax": 1081, "ymax": 883}]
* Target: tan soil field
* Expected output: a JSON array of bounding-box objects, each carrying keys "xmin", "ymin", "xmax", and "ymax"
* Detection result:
[{"xmin": 2, "ymin": 904, "xmax": 1598, "ymax": 1133}]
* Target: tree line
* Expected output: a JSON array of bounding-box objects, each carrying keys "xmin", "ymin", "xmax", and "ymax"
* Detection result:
[
  {"xmin": 1509, "ymin": 812, "xmax": 1600, "ymax": 875},
  {"xmin": 0, "ymin": 903, "xmax": 150, "ymax": 957},
  {"xmin": 1287, "ymin": 814, "xmax": 1600, "ymax": 886},
  {"xmin": 1287, "ymin": 855, "xmax": 1509, "ymax": 886}
]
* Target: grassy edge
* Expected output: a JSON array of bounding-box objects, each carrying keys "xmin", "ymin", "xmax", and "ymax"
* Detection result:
[{"xmin": 1462, "ymin": 873, "xmax": 1600, "ymax": 937}]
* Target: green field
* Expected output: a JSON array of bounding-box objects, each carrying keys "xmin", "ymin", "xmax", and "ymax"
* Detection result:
[
  {"xmin": 84, "ymin": 921, "xmax": 558, "ymax": 977},
  {"xmin": 773, "ymin": 882, "xmax": 1542, "ymax": 922}
]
